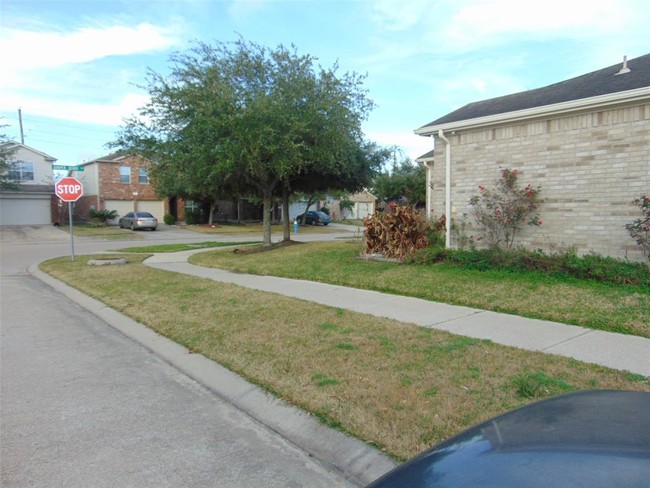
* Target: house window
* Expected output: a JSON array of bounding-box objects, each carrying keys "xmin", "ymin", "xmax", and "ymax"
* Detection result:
[
  {"xmin": 185, "ymin": 200, "xmax": 200, "ymax": 212},
  {"xmin": 119, "ymin": 166, "xmax": 131, "ymax": 184},
  {"xmin": 138, "ymin": 167, "xmax": 149, "ymax": 184},
  {"xmin": 8, "ymin": 161, "xmax": 34, "ymax": 181}
]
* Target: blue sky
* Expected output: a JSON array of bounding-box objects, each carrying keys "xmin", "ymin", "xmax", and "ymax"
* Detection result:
[{"xmin": 1, "ymin": 0, "xmax": 649, "ymax": 165}]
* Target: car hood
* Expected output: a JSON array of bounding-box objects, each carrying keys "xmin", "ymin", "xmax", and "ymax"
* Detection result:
[{"xmin": 367, "ymin": 390, "xmax": 650, "ymax": 488}]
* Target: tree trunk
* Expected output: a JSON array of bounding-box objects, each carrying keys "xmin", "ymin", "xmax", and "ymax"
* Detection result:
[
  {"xmin": 282, "ymin": 185, "xmax": 291, "ymax": 241},
  {"xmin": 301, "ymin": 197, "xmax": 314, "ymax": 225},
  {"xmin": 262, "ymin": 187, "xmax": 273, "ymax": 246},
  {"xmin": 208, "ymin": 200, "xmax": 217, "ymax": 225}
]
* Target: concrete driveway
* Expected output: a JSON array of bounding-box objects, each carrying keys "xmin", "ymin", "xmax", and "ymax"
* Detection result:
[{"xmin": 0, "ymin": 224, "xmax": 360, "ymax": 488}]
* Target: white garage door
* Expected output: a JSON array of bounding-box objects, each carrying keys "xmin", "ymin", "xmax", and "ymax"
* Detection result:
[
  {"xmin": 0, "ymin": 195, "xmax": 51, "ymax": 225},
  {"xmin": 104, "ymin": 200, "xmax": 165, "ymax": 220},
  {"xmin": 136, "ymin": 201, "xmax": 165, "ymax": 220},
  {"xmin": 104, "ymin": 200, "xmax": 134, "ymax": 219}
]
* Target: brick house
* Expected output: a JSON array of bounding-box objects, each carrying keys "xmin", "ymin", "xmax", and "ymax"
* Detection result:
[
  {"xmin": 0, "ymin": 142, "xmax": 57, "ymax": 225},
  {"xmin": 70, "ymin": 153, "xmax": 168, "ymax": 222},
  {"xmin": 415, "ymin": 53, "xmax": 650, "ymax": 261}
]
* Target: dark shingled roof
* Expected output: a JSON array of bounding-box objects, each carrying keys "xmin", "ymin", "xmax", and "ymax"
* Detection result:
[
  {"xmin": 415, "ymin": 149, "xmax": 435, "ymax": 161},
  {"xmin": 81, "ymin": 151, "xmax": 130, "ymax": 165},
  {"xmin": 420, "ymin": 53, "xmax": 650, "ymax": 128}
]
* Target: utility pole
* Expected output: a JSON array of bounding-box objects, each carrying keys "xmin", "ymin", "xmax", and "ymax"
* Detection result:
[{"xmin": 18, "ymin": 108, "xmax": 25, "ymax": 144}]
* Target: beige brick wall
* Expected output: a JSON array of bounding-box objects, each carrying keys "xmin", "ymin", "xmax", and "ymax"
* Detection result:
[{"xmin": 432, "ymin": 102, "xmax": 650, "ymax": 261}]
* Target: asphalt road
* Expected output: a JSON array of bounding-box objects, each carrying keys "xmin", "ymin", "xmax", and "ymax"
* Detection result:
[{"xmin": 0, "ymin": 225, "xmax": 356, "ymax": 488}]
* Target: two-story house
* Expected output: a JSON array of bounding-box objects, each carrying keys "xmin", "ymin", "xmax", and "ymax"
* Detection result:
[
  {"xmin": 0, "ymin": 142, "xmax": 56, "ymax": 225},
  {"xmin": 70, "ymin": 153, "xmax": 167, "ymax": 222}
]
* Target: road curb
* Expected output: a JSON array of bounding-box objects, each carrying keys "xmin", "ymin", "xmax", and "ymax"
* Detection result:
[{"xmin": 29, "ymin": 263, "xmax": 398, "ymax": 487}]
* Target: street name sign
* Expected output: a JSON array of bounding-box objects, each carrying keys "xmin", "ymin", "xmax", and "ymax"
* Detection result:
[{"xmin": 52, "ymin": 165, "xmax": 85, "ymax": 171}]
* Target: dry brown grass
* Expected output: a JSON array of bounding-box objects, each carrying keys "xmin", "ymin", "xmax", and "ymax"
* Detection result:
[{"xmin": 40, "ymin": 254, "xmax": 649, "ymax": 460}]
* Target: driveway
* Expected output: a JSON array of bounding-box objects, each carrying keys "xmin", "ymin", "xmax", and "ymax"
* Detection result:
[{"xmin": 0, "ymin": 225, "xmax": 358, "ymax": 487}]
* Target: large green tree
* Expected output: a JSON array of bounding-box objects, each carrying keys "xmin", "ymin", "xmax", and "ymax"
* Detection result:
[
  {"xmin": 372, "ymin": 153, "xmax": 426, "ymax": 208},
  {"xmin": 114, "ymin": 39, "xmax": 375, "ymax": 245}
]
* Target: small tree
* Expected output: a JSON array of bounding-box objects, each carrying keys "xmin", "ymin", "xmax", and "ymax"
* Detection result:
[
  {"xmin": 469, "ymin": 168, "xmax": 542, "ymax": 250},
  {"xmin": 339, "ymin": 197, "xmax": 354, "ymax": 219},
  {"xmin": 625, "ymin": 195, "xmax": 650, "ymax": 261},
  {"xmin": 0, "ymin": 131, "xmax": 20, "ymax": 191}
]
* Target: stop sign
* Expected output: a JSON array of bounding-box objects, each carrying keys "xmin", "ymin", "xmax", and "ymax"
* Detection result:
[{"xmin": 55, "ymin": 176, "xmax": 84, "ymax": 202}]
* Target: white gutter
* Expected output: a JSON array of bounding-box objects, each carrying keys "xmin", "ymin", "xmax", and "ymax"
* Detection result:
[
  {"xmin": 437, "ymin": 129, "xmax": 452, "ymax": 248},
  {"xmin": 95, "ymin": 163, "xmax": 101, "ymax": 209},
  {"xmin": 416, "ymin": 86, "xmax": 650, "ymax": 136}
]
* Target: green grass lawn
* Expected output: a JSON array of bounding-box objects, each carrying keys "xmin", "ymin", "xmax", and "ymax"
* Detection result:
[
  {"xmin": 39, "ymin": 253, "xmax": 650, "ymax": 461},
  {"xmin": 116, "ymin": 241, "xmax": 261, "ymax": 253},
  {"xmin": 190, "ymin": 241, "xmax": 650, "ymax": 338},
  {"xmin": 179, "ymin": 222, "xmax": 341, "ymax": 234},
  {"xmin": 62, "ymin": 224, "xmax": 142, "ymax": 240}
]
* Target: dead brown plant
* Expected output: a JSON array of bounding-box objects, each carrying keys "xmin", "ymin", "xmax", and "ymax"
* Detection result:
[{"xmin": 363, "ymin": 207, "xmax": 430, "ymax": 261}]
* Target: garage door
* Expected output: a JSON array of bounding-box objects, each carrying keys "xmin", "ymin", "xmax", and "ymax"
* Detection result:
[
  {"xmin": 104, "ymin": 200, "xmax": 165, "ymax": 220},
  {"xmin": 0, "ymin": 194, "xmax": 52, "ymax": 225},
  {"xmin": 104, "ymin": 200, "xmax": 134, "ymax": 219},
  {"xmin": 137, "ymin": 201, "xmax": 165, "ymax": 220}
]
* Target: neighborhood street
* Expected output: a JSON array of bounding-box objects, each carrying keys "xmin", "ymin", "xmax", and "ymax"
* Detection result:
[{"xmin": 0, "ymin": 225, "xmax": 358, "ymax": 488}]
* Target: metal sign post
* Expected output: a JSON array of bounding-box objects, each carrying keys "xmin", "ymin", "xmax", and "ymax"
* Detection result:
[
  {"xmin": 55, "ymin": 176, "xmax": 84, "ymax": 262},
  {"xmin": 69, "ymin": 202, "xmax": 75, "ymax": 261}
]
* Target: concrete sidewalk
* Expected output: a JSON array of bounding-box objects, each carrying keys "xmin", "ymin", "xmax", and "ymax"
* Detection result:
[{"xmin": 144, "ymin": 250, "xmax": 650, "ymax": 377}]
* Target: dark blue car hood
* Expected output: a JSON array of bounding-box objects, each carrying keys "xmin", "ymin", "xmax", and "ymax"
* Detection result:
[{"xmin": 367, "ymin": 390, "xmax": 650, "ymax": 488}]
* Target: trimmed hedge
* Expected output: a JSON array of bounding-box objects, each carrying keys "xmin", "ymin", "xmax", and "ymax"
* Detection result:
[{"xmin": 408, "ymin": 246, "xmax": 650, "ymax": 287}]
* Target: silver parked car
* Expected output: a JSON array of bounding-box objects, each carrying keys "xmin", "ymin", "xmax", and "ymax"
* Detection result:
[{"xmin": 119, "ymin": 212, "xmax": 158, "ymax": 231}]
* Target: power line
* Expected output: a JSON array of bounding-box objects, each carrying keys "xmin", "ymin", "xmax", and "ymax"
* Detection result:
[
  {"xmin": 23, "ymin": 136, "xmax": 107, "ymax": 149},
  {"xmin": 22, "ymin": 116, "xmax": 121, "ymax": 134},
  {"xmin": 25, "ymin": 127, "xmax": 113, "ymax": 142}
]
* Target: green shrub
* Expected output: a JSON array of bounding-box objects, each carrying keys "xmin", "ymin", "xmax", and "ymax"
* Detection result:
[
  {"xmin": 88, "ymin": 208, "xmax": 118, "ymax": 226},
  {"xmin": 469, "ymin": 168, "xmax": 543, "ymax": 250},
  {"xmin": 185, "ymin": 209, "xmax": 205, "ymax": 225},
  {"xmin": 625, "ymin": 195, "xmax": 650, "ymax": 261},
  {"xmin": 407, "ymin": 246, "xmax": 650, "ymax": 286},
  {"xmin": 163, "ymin": 213, "xmax": 175, "ymax": 225}
]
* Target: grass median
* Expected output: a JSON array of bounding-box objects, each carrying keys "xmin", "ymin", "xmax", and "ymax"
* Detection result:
[
  {"xmin": 116, "ymin": 241, "xmax": 260, "ymax": 253},
  {"xmin": 62, "ymin": 224, "xmax": 142, "ymax": 240},
  {"xmin": 179, "ymin": 222, "xmax": 341, "ymax": 234},
  {"xmin": 40, "ymin": 253, "xmax": 649, "ymax": 461},
  {"xmin": 190, "ymin": 241, "xmax": 650, "ymax": 338}
]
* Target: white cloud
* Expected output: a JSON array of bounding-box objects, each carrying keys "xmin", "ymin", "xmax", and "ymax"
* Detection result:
[
  {"xmin": 442, "ymin": 0, "xmax": 634, "ymax": 47},
  {"xmin": 370, "ymin": 0, "xmax": 435, "ymax": 31},
  {"xmin": 366, "ymin": 129, "xmax": 435, "ymax": 161},
  {"xmin": 0, "ymin": 22, "xmax": 178, "ymax": 71},
  {"xmin": 1, "ymin": 91, "xmax": 149, "ymax": 126}
]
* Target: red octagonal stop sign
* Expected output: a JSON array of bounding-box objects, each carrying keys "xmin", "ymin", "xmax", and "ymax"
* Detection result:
[{"xmin": 55, "ymin": 176, "xmax": 84, "ymax": 202}]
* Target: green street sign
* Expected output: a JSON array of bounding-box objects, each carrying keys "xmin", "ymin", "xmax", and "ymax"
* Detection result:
[{"xmin": 53, "ymin": 165, "xmax": 84, "ymax": 171}]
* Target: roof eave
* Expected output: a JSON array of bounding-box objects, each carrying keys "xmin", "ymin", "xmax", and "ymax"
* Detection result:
[{"xmin": 414, "ymin": 86, "xmax": 650, "ymax": 136}]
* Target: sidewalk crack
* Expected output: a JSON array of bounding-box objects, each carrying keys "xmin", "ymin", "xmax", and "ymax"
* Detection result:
[{"xmin": 541, "ymin": 329, "xmax": 593, "ymax": 352}]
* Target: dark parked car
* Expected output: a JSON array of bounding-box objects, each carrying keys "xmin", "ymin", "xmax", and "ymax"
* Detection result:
[
  {"xmin": 119, "ymin": 212, "xmax": 158, "ymax": 231},
  {"xmin": 367, "ymin": 390, "xmax": 650, "ymax": 488},
  {"xmin": 296, "ymin": 211, "xmax": 331, "ymax": 225}
]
